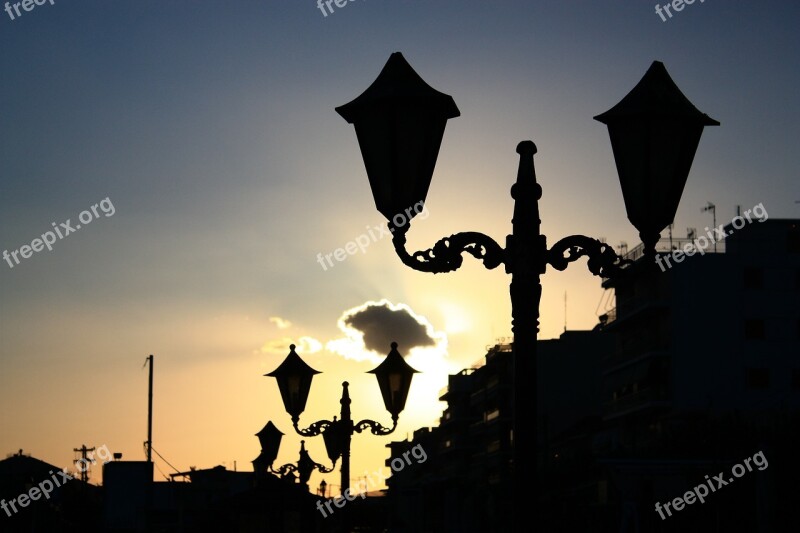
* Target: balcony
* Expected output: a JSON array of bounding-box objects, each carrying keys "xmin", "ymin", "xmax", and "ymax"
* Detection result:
[
  {"xmin": 621, "ymin": 237, "xmax": 725, "ymax": 264},
  {"xmin": 604, "ymin": 348, "xmax": 669, "ymax": 375},
  {"xmin": 439, "ymin": 369, "xmax": 475, "ymax": 401},
  {"xmin": 603, "ymin": 386, "xmax": 670, "ymax": 420},
  {"xmin": 602, "ymin": 295, "xmax": 669, "ymax": 328}
]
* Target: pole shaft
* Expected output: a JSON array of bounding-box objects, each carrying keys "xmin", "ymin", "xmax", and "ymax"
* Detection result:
[
  {"xmin": 340, "ymin": 381, "xmax": 352, "ymax": 496},
  {"xmin": 509, "ymin": 141, "xmax": 545, "ymax": 531}
]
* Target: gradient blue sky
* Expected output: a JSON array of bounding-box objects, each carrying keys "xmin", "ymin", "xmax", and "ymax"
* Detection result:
[{"xmin": 1, "ymin": 0, "xmax": 798, "ymax": 490}]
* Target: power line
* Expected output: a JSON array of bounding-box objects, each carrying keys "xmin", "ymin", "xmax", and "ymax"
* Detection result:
[{"xmin": 145, "ymin": 443, "xmax": 182, "ymax": 475}]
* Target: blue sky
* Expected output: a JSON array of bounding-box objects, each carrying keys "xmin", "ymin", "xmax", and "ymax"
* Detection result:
[{"xmin": 1, "ymin": 0, "xmax": 798, "ymax": 490}]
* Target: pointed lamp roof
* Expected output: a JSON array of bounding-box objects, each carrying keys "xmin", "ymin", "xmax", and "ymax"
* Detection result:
[
  {"xmin": 336, "ymin": 52, "xmax": 460, "ymax": 123},
  {"xmin": 594, "ymin": 61, "xmax": 719, "ymax": 124}
]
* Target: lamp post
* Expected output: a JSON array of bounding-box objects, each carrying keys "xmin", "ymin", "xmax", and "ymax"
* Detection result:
[
  {"xmin": 266, "ymin": 342, "xmax": 419, "ymax": 496},
  {"xmin": 252, "ymin": 421, "xmax": 334, "ymax": 491},
  {"xmin": 270, "ymin": 440, "xmax": 334, "ymax": 489},
  {"xmin": 335, "ymin": 53, "xmax": 717, "ymax": 529}
]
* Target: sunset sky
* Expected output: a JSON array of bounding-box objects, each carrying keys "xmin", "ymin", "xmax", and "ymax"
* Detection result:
[{"xmin": 1, "ymin": 1, "xmax": 798, "ymax": 493}]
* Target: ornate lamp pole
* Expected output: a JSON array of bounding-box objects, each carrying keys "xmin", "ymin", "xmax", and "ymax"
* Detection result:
[
  {"xmin": 335, "ymin": 53, "xmax": 717, "ymax": 529},
  {"xmin": 266, "ymin": 342, "xmax": 419, "ymax": 496}
]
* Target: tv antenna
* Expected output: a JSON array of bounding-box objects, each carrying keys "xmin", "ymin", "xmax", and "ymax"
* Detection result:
[{"xmin": 702, "ymin": 202, "xmax": 716, "ymax": 251}]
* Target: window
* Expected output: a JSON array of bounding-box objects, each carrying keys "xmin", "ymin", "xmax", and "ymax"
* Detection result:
[
  {"xmin": 746, "ymin": 368, "xmax": 770, "ymax": 389},
  {"xmin": 743, "ymin": 267, "xmax": 763, "ymax": 289},
  {"xmin": 744, "ymin": 319, "xmax": 766, "ymax": 340}
]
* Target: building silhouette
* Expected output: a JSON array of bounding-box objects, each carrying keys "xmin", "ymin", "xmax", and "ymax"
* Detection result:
[
  {"xmin": 384, "ymin": 331, "xmax": 614, "ymax": 532},
  {"xmin": 0, "ymin": 449, "xmax": 103, "ymax": 532},
  {"xmin": 385, "ymin": 218, "xmax": 800, "ymax": 532}
]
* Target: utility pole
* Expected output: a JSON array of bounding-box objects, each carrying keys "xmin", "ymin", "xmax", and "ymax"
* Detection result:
[
  {"xmin": 143, "ymin": 354, "xmax": 154, "ymax": 532},
  {"xmin": 145, "ymin": 354, "xmax": 154, "ymax": 465},
  {"xmin": 73, "ymin": 445, "xmax": 96, "ymax": 483}
]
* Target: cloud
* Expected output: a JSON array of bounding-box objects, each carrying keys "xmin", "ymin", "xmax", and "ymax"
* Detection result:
[
  {"xmin": 326, "ymin": 300, "xmax": 446, "ymax": 363},
  {"xmin": 258, "ymin": 336, "xmax": 322, "ymax": 355},
  {"xmin": 269, "ymin": 316, "xmax": 292, "ymax": 330}
]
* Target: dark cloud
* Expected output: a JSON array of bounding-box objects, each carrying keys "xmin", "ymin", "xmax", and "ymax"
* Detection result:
[{"xmin": 342, "ymin": 302, "xmax": 436, "ymax": 354}]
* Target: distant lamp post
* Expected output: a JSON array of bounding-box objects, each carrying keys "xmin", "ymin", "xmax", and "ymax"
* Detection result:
[
  {"xmin": 336, "ymin": 52, "xmax": 717, "ymax": 530},
  {"xmin": 269, "ymin": 440, "xmax": 332, "ymax": 488},
  {"xmin": 253, "ymin": 421, "xmax": 333, "ymax": 490},
  {"xmin": 267, "ymin": 343, "xmax": 419, "ymax": 496}
]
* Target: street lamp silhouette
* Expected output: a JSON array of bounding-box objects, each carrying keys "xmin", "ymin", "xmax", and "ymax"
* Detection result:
[
  {"xmin": 594, "ymin": 61, "xmax": 720, "ymax": 257},
  {"xmin": 254, "ymin": 421, "xmax": 283, "ymax": 467},
  {"xmin": 252, "ymin": 421, "xmax": 334, "ymax": 491},
  {"xmin": 336, "ymin": 52, "xmax": 717, "ymax": 529},
  {"xmin": 266, "ymin": 342, "xmax": 419, "ymax": 496}
]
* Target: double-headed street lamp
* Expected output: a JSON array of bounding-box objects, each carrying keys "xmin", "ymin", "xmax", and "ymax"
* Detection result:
[
  {"xmin": 335, "ymin": 53, "xmax": 717, "ymax": 529},
  {"xmin": 266, "ymin": 342, "xmax": 419, "ymax": 496}
]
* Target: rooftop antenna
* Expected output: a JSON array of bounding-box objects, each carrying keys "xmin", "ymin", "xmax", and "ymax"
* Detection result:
[
  {"xmin": 563, "ymin": 291, "xmax": 567, "ymax": 333},
  {"xmin": 668, "ymin": 223, "xmax": 674, "ymax": 250},
  {"xmin": 702, "ymin": 202, "xmax": 716, "ymax": 251}
]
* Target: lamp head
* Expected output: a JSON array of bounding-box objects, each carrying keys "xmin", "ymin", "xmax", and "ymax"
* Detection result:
[
  {"xmin": 367, "ymin": 342, "xmax": 420, "ymax": 418},
  {"xmin": 336, "ymin": 52, "xmax": 460, "ymax": 224},
  {"xmin": 265, "ymin": 344, "xmax": 321, "ymax": 419},
  {"xmin": 255, "ymin": 420, "xmax": 283, "ymax": 466},
  {"xmin": 594, "ymin": 61, "xmax": 718, "ymax": 255}
]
